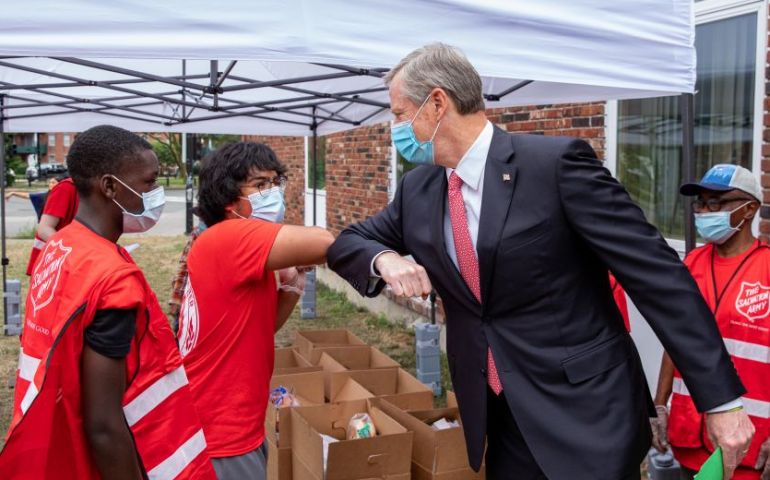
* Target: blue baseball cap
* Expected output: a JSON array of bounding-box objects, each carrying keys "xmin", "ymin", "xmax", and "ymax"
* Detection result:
[{"xmin": 680, "ymin": 164, "xmax": 761, "ymax": 202}]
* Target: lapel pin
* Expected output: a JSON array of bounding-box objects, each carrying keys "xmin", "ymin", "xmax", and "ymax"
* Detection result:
[{"xmin": 502, "ymin": 173, "xmax": 511, "ymax": 182}]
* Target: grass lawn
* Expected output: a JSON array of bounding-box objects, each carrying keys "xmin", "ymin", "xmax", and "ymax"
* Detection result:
[{"xmin": 0, "ymin": 235, "xmax": 451, "ymax": 447}]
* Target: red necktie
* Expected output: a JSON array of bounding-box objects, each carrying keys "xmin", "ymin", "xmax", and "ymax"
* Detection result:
[{"xmin": 447, "ymin": 172, "xmax": 503, "ymax": 395}]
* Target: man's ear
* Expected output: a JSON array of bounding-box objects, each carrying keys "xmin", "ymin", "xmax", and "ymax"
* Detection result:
[{"xmin": 99, "ymin": 175, "xmax": 118, "ymax": 200}]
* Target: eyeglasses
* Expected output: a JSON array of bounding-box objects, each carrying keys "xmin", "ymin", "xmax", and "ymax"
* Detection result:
[
  {"xmin": 253, "ymin": 175, "xmax": 288, "ymax": 196},
  {"xmin": 691, "ymin": 197, "xmax": 754, "ymax": 212}
]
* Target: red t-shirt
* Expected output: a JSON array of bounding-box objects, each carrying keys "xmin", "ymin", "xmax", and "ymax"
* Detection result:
[
  {"xmin": 26, "ymin": 178, "xmax": 79, "ymax": 275},
  {"xmin": 178, "ymin": 218, "xmax": 282, "ymax": 457}
]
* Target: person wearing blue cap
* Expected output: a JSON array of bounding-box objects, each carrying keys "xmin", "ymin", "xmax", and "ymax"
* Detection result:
[{"xmin": 651, "ymin": 164, "xmax": 770, "ymax": 480}]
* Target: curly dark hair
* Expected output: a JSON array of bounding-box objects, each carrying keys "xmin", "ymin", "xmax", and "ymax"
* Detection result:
[
  {"xmin": 67, "ymin": 125, "xmax": 153, "ymax": 197},
  {"xmin": 197, "ymin": 142, "xmax": 288, "ymax": 227}
]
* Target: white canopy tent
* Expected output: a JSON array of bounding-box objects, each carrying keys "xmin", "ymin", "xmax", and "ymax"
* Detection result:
[
  {"xmin": 0, "ymin": 0, "xmax": 697, "ymax": 368},
  {"xmin": 0, "ymin": 0, "xmax": 695, "ymax": 136}
]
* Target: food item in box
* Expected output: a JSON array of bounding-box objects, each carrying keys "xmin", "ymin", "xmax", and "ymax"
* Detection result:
[
  {"xmin": 431, "ymin": 417, "xmax": 460, "ymax": 430},
  {"xmin": 270, "ymin": 385, "xmax": 300, "ymax": 408},
  {"xmin": 346, "ymin": 413, "xmax": 377, "ymax": 440}
]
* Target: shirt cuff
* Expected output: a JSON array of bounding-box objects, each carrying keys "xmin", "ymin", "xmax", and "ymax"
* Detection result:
[
  {"xmin": 707, "ymin": 398, "xmax": 743, "ymax": 413},
  {"xmin": 370, "ymin": 250, "xmax": 397, "ymax": 277}
]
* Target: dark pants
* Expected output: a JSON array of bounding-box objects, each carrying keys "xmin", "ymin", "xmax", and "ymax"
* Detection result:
[
  {"xmin": 211, "ymin": 443, "xmax": 267, "ymax": 480},
  {"xmin": 485, "ymin": 388, "xmax": 642, "ymax": 480}
]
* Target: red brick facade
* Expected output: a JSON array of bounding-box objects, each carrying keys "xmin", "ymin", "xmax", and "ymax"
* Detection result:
[
  {"xmin": 324, "ymin": 124, "xmax": 392, "ymax": 235},
  {"xmin": 241, "ymin": 135, "xmax": 306, "ymax": 226},
  {"xmin": 759, "ymin": 12, "xmax": 770, "ymax": 242}
]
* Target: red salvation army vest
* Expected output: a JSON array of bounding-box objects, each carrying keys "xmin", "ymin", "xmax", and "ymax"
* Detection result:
[
  {"xmin": 669, "ymin": 241, "xmax": 770, "ymax": 470},
  {"xmin": 0, "ymin": 221, "xmax": 216, "ymax": 480}
]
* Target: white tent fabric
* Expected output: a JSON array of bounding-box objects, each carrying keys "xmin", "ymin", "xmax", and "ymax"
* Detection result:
[{"xmin": 0, "ymin": 0, "xmax": 695, "ymax": 136}]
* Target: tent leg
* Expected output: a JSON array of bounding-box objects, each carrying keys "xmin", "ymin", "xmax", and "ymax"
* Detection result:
[
  {"xmin": 0, "ymin": 95, "xmax": 7, "ymax": 327},
  {"xmin": 184, "ymin": 134, "xmax": 193, "ymax": 235},
  {"xmin": 680, "ymin": 93, "xmax": 695, "ymax": 253},
  {"xmin": 302, "ymin": 110, "xmax": 318, "ymax": 320}
]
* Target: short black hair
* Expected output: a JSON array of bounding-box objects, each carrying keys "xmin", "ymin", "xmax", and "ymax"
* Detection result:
[
  {"xmin": 197, "ymin": 142, "xmax": 287, "ymax": 227},
  {"xmin": 67, "ymin": 125, "xmax": 152, "ymax": 196}
]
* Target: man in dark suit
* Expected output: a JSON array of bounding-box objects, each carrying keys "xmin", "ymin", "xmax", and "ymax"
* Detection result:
[{"xmin": 327, "ymin": 43, "xmax": 754, "ymax": 480}]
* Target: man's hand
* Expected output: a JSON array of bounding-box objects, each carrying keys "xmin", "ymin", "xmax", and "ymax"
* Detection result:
[
  {"xmin": 756, "ymin": 436, "xmax": 770, "ymax": 480},
  {"xmin": 705, "ymin": 408, "xmax": 755, "ymax": 479},
  {"xmin": 374, "ymin": 252, "xmax": 432, "ymax": 297},
  {"xmin": 650, "ymin": 405, "xmax": 669, "ymax": 453}
]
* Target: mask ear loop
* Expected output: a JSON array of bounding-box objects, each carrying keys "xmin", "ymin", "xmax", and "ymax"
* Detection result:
[{"xmin": 730, "ymin": 201, "xmax": 754, "ymax": 231}]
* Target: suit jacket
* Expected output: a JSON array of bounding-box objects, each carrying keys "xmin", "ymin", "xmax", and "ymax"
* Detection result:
[{"xmin": 327, "ymin": 127, "xmax": 745, "ymax": 480}]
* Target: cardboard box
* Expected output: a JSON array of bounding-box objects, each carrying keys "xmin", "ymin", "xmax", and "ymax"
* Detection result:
[
  {"xmin": 328, "ymin": 373, "xmax": 375, "ymax": 404},
  {"xmin": 307, "ymin": 345, "xmax": 400, "ymax": 370},
  {"xmin": 274, "ymin": 347, "xmax": 322, "ymax": 375},
  {"xmin": 291, "ymin": 399, "xmax": 414, "ymax": 480},
  {"xmin": 294, "ymin": 329, "xmax": 366, "ymax": 358},
  {"xmin": 267, "ymin": 371, "xmax": 325, "ymax": 448},
  {"xmin": 266, "ymin": 371, "xmax": 325, "ymax": 480},
  {"xmin": 266, "ymin": 435, "xmax": 292, "ymax": 480},
  {"xmin": 331, "ymin": 368, "xmax": 434, "ymax": 411},
  {"xmin": 375, "ymin": 399, "xmax": 485, "ymax": 480}
]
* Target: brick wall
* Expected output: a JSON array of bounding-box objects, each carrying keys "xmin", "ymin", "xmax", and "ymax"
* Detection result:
[
  {"xmin": 488, "ymin": 102, "xmax": 606, "ymax": 160},
  {"xmin": 241, "ymin": 135, "xmax": 305, "ymax": 226},
  {"xmin": 759, "ymin": 10, "xmax": 770, "ymax": 242},
  {"xmin": 325, "ymin": 123, "xmax": 392, "ymax": 235}
]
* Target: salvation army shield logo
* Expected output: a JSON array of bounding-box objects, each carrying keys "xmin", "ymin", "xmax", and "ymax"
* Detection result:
[
  {"xmin": 734, "ymin": 281, "xmax": 770, "ymax": 323},
  {"xmin": 178, "ymin": 281, "xmax": 200, "ymax": 358},
  {"xmin": 30, "ymin": 240, "xmax": 72, "ymax": 313}
]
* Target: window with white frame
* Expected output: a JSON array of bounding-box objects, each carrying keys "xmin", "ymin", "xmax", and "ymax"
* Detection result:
[
  {"xmin": 63, "ymin": 134, "xmax": 71, "ymax": 147},
  {"xmin": 611, "ymin": 1, "xmax": 764, "ymax": 241},
  {"xmin": 47, "ymin": 134, "xmax": 55, "ymax": 147}
]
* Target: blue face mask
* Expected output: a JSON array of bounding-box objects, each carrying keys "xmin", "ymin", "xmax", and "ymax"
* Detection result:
[
  {"xmin": 391, "ymin": 95, "xmax": 442, "ymax": 165},
  {"xmin": 694, "ymin": 201, "xmax": 751, "ymax": 245},
  {"xmin": 238, "ymin": 187, "xmax": 285, "ymax": 223}
]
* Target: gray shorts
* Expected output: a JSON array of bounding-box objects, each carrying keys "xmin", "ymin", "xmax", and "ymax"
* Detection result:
[{"xmin": 212, "ymin": 443, "xmax": 267, "ymax": 480}]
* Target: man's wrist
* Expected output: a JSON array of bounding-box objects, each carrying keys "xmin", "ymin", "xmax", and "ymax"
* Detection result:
[{"xmin": 370, "ymin": 250, "xmax": 396, "ymax": 277}]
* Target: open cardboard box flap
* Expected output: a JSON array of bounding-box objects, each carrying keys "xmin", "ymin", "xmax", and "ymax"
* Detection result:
[
  {"xmin": 331, "ymin": 368, "xmax": 434, "ymax": 411},
  {"xmin": 306, "ymin": 345, "xmax": 400, "ymax": 370},
  {"xmin": 293, "ymin": 329, "xmax": 366, "ymax": 357},
  {"xmin": 274, "ymin": 347, "xmax": 322, "ymax": 375},
  {"xmin": 291, "ymin": 399, "xmax": 413, "ymax": 480}
]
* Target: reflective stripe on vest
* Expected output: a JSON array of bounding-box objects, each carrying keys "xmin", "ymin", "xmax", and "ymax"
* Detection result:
[
  {"xmin": 17, "ymin": 349, "xmax": 42, "ymax": 414},
  {"xmin": 18, "ymin": 349, "xmax": 40, "ymax": 382},
  {"xmin": 124, "ymin": 366, "xmax": 188, "ymax": 427},
  {"xmin": 723, "ymin": 338, "xmax": 770, "ymax": 364},
  {"xmin": 148, "ymin": 429, "xmax": 207, "ymax": 480},
  {"xmin": 672, "ymin": 377, "xmax": 770, "ymax": 419}
]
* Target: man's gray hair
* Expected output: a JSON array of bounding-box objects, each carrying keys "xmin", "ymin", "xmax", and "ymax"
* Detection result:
[{"xmin": 384, "ymin": 43, "xmax": 485, "ymax": 115}]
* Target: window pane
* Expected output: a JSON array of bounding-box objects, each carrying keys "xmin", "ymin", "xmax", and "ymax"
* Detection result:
[
  {"xmin": 48, "ymin": 135, "xmax": 55, "ymax": 147},
  {"xmin": 617, "ymin": 13, "xmax": 756, "ymax": 239}
]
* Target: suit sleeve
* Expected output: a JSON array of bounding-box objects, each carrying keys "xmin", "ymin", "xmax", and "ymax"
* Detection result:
[
  {"xmin": 327, "ymin": 175, "xmax": 409, "ymax": 297},
  {"xmin": 556, "ymin": 139, "xmax": 744, "ymax": 412}
]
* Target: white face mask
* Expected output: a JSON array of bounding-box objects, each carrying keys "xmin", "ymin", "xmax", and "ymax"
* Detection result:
[
  {"xmin": 111, "ymin": 175, "xmax": 165, "ymax": 233},
  {"xmin": 234, "ymin": 187, "xmax": 286, "ymax": 223}
]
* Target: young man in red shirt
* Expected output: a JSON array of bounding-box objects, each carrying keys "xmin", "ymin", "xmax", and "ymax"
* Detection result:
[
  {"xmin": 26, "ymin": 173, "xmax": 80, "ymax": 275},
  {"xmin": 0, "ymin": 125, "xmax": 215, "ymax": 479},
  {"xmin": 177, "ymin": 141, "xmax": 334, "ymax": 480},
  {"xmin": 651, "ymin": 164, "xmax": 770, "ymax": 479}
]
